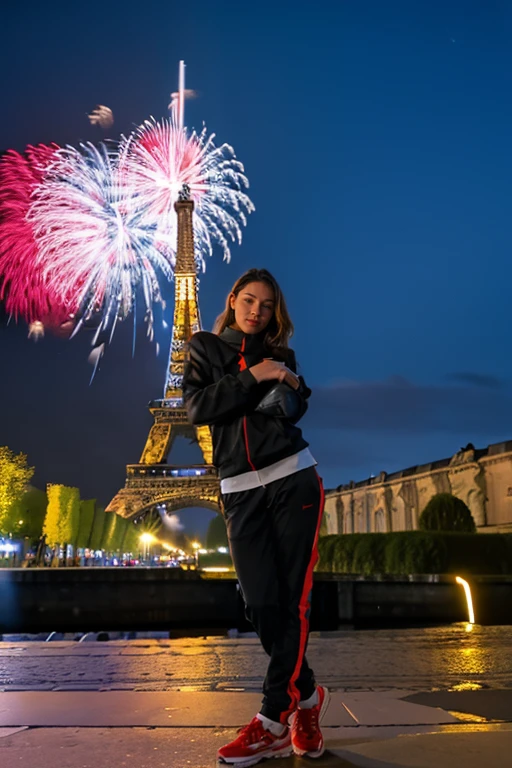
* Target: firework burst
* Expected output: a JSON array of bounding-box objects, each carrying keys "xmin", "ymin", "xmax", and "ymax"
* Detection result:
[
  {"xmin": 28, "ymin": 142, "xmax": 174, "ymax": 363},
  {"xmin": 119, "ymin": 116, "xmax": 254, "ymax": 270},
  {"xmin": 0, "ymin": 65, "xmax": 254, "ymax": 372},
  {"xmin": 0, "ymin": 144, "xmax": 76, "ymax": 329}
]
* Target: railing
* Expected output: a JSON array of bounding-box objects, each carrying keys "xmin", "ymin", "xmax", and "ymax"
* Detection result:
[
  {"xmin": 148, "ymin": 398, "xmax": 184, "ymax": 409},
  {"xmin": 127, "ymin": 464, "xmax": 218, "ymax": 479}
]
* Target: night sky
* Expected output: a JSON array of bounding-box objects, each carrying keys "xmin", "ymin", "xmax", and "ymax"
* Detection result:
[{"xmin": 2, "ymin": 1, "xmax": 512, "ymax": 538}]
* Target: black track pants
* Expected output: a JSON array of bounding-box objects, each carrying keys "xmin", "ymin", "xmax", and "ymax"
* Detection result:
[{"xmin": 222, "ymin": 466, "xmax": 325, "ymax": 724}]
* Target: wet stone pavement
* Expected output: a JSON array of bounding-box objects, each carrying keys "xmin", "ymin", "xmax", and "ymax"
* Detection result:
[{"xmin": 1, "ymin": 625, "xmax": 511, "ymax": 693}]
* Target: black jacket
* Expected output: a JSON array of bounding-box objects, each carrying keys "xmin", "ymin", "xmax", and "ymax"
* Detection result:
[{"xmin": 182, "ymin": 327, "xmax": 311, "ymax": 480}]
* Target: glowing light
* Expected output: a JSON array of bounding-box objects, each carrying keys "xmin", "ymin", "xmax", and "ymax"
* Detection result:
[
  {"xmin": 139, "ymin": 533, "xmax": 156, "ymax": 544},
  {"xmin": 217, "ymin": 547, "xmax": 228, "ymax": 554},
  {"xmin": 450, "ymin": 682, "xmax": 484, "ymax": 691},
  {"xmin": 191, "ymin": 541, "xmax": 201, "ymax": 550},
  {"xmin": 119, "ymin": 115, "xmax": 254, "ymax": 270},
  {"xmin": 456, "ymin": 576, "xmax": 475, "ymax": 625},
  {"xmin": 202, "ymin": 567, "xmax": 231, "ymax": 573}
]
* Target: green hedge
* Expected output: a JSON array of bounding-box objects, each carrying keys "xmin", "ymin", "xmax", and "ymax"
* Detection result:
[
  {"xmin": 197, "ymin": 550, "xmax": 234, "ymax": 570},
  {"xmin": 316, "ymin": 532, "xmax": 512, "ymax": 576}
]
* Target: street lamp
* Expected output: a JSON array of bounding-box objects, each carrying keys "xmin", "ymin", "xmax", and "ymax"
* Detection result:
[
  {"xmin": 191, "ymin": 541, "xmax": 201, "ymax": 568},
  {"xmin": 139, "ymin": 533, "xmax": 156, "ymax": 563}
]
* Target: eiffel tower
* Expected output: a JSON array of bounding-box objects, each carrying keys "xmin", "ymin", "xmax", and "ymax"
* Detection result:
[{"xmin": 107, "ymin": 187, "xmax": 220, "ymax": 520}]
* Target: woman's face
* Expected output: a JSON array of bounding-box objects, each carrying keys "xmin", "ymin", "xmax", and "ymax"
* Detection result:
[{"xmin": 229, "ymin": 280, "xmax": 275, "ymax": 335}]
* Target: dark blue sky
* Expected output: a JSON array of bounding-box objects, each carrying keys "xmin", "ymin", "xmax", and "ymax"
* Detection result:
[{"xmin": 2, "ymin": 1, "xmax": 512, "ymax": 537}]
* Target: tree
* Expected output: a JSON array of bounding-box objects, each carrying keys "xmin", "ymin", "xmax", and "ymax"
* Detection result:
[
  {"xmin": 101, "ymin": 512, "xmax": 128, "ymax": 554},
  {"xmin": 419, "ymin": 493, "xmax": 476, "ymax": 533},
  {"xmin": 0, "ymin": 446, "xmax": 34, "ymax": 535},
  {"xmin": 206, "ymin": 513, "xmax": 228, "ymax": 549},
  {"xmin": 89, "ymin": 505, "xmax": 106, "ymax": 551},
  {"xmin": 123, "ymin": 522, "xmax": 141, "ymax": 555},
  {"xmin": 61, "ymin": 487, "xmax": 81, "ymax": 555},
  {"xmin": 43, "ymin": 484, "xmax": 62, "ymax": 549},
  {"xmin": 76, "ymin": 499, "xmax": 96, "ymax": 550},
  {"xmin": 6, "ymin": 486, "xmax": 47, "ymax": 542},
  {"xmin": 112, "ymin": 516, "xmax": 129, "ymax": 554},
  {"xmin": 101, "ymin": 511, "xmax": 118, "ymax": 552},
  {"xmin": 43, "ymin": 484, "xmax": 81, "ymax": 561}
]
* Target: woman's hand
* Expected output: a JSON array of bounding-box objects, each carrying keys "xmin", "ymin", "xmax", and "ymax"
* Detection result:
[{"xmin": 249, "ymin": 359, "xmax": 300, "ymax": 390}]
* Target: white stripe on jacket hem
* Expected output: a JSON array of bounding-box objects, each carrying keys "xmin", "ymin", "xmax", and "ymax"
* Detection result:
[{"xmin": 220, "ymin": 448, "xmax": 317, "ymax": 494}]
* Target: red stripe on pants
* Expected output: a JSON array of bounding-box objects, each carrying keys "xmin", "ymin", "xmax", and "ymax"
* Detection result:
[{"xmin": 285, "ymin": 472, "xmax": 325, "ymax": 715}]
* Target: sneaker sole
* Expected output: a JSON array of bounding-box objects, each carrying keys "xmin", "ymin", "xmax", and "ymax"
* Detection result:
[
  {"xmin": 218, "ymin": 744, "xmax": 293, "ymax": 767},
  {"xmin": 292, "ymin": 686, "xmax": 331, "ymax": 758}
]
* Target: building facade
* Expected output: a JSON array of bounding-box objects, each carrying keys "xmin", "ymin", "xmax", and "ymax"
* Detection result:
[{"xmin": 324, "ymin": 440, "xmax": 512, "ymax": 536}]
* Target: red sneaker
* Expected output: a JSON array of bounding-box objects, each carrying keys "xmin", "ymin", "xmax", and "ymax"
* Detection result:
[
  {"xmin": 290, "ymin": 685, "xmax": 330, "ymax": 758},
  {"xmin": 217, "ymin": 716, "xmax": 292, "ymax": 767}
]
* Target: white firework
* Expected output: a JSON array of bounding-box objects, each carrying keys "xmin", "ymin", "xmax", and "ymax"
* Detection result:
[
  {"xmin": 28, "ymin": 142, "xmax": 174, "ymax": 359},
  {"xmin": 119, "ymin": 116, "xmax": 255, "ymax": 270}
]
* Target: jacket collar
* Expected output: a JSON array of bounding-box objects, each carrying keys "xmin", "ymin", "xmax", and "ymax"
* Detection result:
[{"xmin": 220, "ymin": 326, "xmax": 266, "ymax": 352}]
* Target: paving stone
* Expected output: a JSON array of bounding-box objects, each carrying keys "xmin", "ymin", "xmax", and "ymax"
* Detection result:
[
  {"xmin": 340, "ymin": 693, "xmax": 458, "ymax": 726},
  {"xmin": 0, "ymin": 691, "xmax": 357, "ymax": 727},
  {"xmin": 334, "ymin": 726, "xmax": 512, "ymax": 768},
  {"xmin": 0, "ymin": 726, "xmax": 356, "ymax": 768},
  {"xmin": 0, "ymin": 727, "xmax": 27, "ymax": 739},
  {"xmin": 405, "ymin": 689, "xmax": 512, "ymax": 722}
]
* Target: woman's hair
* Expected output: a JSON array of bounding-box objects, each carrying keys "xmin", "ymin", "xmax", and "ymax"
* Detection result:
[{"xmin": 213, "ymin": 268, "xmax": 294, "ymax": 351}]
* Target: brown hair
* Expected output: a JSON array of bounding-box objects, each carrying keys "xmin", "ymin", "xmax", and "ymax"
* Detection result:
[{"xmin": 213, "ymin": 268, "xmax": 294, "ymax": 352}]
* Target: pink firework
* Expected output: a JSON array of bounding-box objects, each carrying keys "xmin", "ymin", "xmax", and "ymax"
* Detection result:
[
  {"xmin": 0, "ymin": 144, "xmax": 77, "ymax": 330},
  {"xmin": 119, "ymin": 116, "xmax": 254, "ymax": 269}
]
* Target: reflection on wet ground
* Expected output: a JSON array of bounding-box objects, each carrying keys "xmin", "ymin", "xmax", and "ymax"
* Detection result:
[{"xmin": 1, "ymin": 624, "xmax": 511, "ymax": 693}]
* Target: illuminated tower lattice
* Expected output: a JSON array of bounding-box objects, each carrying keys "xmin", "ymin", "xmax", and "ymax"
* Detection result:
[{"xmin": 107, "ymin": 187, "xmax": 220, "ymax": 519}]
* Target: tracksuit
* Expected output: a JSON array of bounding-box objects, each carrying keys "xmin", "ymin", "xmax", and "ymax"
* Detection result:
[{"xmin": 182, "ymin": 326, "xmax": 324, "ymax": 724}]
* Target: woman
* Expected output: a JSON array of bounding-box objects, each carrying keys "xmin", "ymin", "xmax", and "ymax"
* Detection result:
[{"xmin": 183, "ymin": 268, "xmax": 329, "ymax": 767}]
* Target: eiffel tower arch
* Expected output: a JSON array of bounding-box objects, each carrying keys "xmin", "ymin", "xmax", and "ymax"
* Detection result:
[{"xmin": 107, "ymin": 188, "xmax": 221, "ymax": 522}]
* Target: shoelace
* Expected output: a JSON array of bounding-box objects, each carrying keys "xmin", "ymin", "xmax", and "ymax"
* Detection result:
[
  {"xmin": 296, "ymin": 708, "xmax": 319, "ymax": 738},
  {"xmin": 237, "ymin": 718, "xmax": 273, "ymax": 746}
]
